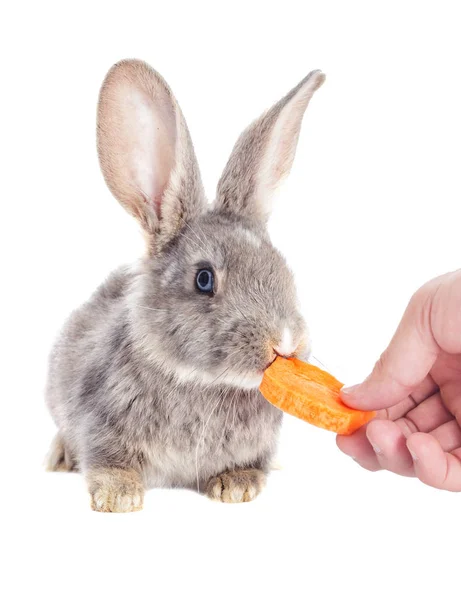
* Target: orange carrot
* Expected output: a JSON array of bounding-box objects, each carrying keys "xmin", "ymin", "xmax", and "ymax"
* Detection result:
[{"xmin": 260, "ymin": 357, "xmax": 375, "ymax": 435}]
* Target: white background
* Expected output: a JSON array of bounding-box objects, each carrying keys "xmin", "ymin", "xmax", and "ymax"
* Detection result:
[{"xmin": 2, "ymin": 1, "xmax": 460, "ymax": 599}]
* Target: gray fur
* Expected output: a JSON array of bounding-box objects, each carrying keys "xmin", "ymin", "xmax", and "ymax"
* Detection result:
[
  {"xmin": 45, "ymin": 59, "xmax": 324, "ymax": 499},
  {"xmin": 216, "ymin": 69, "xmax": 326, "ymax": 222}
]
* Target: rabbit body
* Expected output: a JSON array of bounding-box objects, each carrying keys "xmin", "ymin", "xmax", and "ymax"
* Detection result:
[
  {"xmin": 46, "ymin": 246, "xmax": 282, "ymax": 491},
  {"xmin": 45, "ymin": 59, "xmax": 324, "ymax": 510}
]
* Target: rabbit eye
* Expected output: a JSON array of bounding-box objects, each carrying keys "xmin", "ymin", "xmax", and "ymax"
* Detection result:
[{"xmin": 196, "ymin": 268, "xmax": 214, "ymax": 294}]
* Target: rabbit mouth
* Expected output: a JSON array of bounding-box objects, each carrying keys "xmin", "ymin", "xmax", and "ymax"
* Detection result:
[{"xmin": 264, "ymin": 355, "xmax": 278, "ymax": 371}]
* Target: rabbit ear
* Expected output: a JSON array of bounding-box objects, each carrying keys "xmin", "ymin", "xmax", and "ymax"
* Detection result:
[
  {"xmin": 215, "ymin": 70, "xmax": 325, "ymax": 223},
  {"xmin": 97, "ymin": 59, "xmax": 205, "ymax": 252}
]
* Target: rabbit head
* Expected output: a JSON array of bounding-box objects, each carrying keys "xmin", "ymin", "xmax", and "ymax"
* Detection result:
[{"xmin": 97, "ymin": 59, "xmax": 325, "ymax": 390}]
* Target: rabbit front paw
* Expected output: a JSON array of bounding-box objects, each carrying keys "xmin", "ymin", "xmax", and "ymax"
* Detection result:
[
  {"xmin": 206, "ymin": 469, "xmax": 266, "ymax": 503},
  {"xmin": 87, "ymin": 467, "xmax": 144, "ymax": 513}
]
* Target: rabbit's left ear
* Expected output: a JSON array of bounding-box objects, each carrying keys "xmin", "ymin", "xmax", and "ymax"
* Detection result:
[
  {"xmin": 97, "ymin": 59, "xmax": 206, "ymax": 252},
  {"xmin": 214, "ymin": 70, "xmax": 325, "ymax": 223}
]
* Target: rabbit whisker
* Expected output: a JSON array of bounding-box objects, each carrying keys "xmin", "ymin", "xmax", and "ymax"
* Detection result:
[
  {"xmin": 133, "ymin": 304, "xmax": 169, "ymax": 312},
  {"xmin": 178, "ymin": 216, "xmax": 209, "ymax": 256},
  {"xmin": 193, "ymin": 364, "xmax": 230, "ymax": 492},
  {"xmin": 195, "ymin": 388, "xmax": 227, "ymax": 493},
  {"xmin": 214, "ymin": 317, "xmax": 234, "ymax": 327},
  {"xmin": 231, "ymin": 393, "xmax": 238, "ymax": 432},
  {"xmin": 227, "ymin": 298, "xmax": 252, "ymax": 322},
  {"xmin": 216, "ymin": 372, "xmax": 241, "ymax": 450},
  {"xmin": 206, "ymin": 365, "xmax": 231, "ymax": 387},
  {"xmin": 184, "ymin": 216, "xmax": 209, "ymax": 250},
  {"xmin": 217, "ymin": 395, "xmax": 233, "ymax": 450},
  {"xmin": 310, "ymin": 354, "xmax": 330, "ymax": 370},
  {"xmin": 221, "ymin": 347, "xmax": 242, "ymax": 360},
  {"xmin": 228, "ymin": 382, "xmax": 243, "ymax": 432}
]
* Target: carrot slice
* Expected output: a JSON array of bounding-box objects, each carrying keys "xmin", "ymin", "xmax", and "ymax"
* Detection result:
[{"xmin": 260, "ymin": 357, "xmax": 375, "ymax": 435}]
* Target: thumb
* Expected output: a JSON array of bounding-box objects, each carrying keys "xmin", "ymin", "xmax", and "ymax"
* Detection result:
[{"xmin": 341, "ymin": 281, "xmax": 441, "ymax": 410}]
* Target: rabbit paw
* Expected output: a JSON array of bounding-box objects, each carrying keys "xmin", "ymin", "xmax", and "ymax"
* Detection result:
[
  {"xmin": 206, "ymin": 469, "xmax": 266, "ymax": 503},
  {"xmin": 87, "ymin": 467, "xmax": 144, "ymax": 513},
  {"xmin": 45, "ymin": 433, "xmax": 77, "ymax": 472}
]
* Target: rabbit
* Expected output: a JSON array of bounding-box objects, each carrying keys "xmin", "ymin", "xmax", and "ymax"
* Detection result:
[{"xmin": 45, "ymin": 59, "xmax": 325, "ymax": 512}]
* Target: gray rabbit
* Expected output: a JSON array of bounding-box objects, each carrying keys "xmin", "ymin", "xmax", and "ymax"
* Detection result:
[{"xmin": 45, "ymin": 59, "xmax": 325, "ymax": 511}]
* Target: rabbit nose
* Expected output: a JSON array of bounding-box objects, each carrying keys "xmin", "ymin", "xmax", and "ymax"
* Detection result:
[{"xmin": 273, "ymin": 327, "xmax": 297, "ymax": 358}]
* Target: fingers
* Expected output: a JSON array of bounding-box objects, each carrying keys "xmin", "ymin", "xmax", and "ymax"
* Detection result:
[
  {"xmin": 341, "ymin": 279, "xmax": 444, "ymax": 411},
  {"xmin": 429, "ymin": 269, "xmax": 461, "ymax": 354},
  {"xmin": 396, "ymin": 392, "xmax": 452, "ymax": 434},
  {"xmin": 338, "ymin": 426, "xmax": 461, "ymax": 490},
  {"xmin": 336, "ymin": 388, "xmax": 440, "ymax": 465},
  {"xmin": 342, "ymin": 270, "xmax": 461, "ymax": 412},
  {"xmin": 337, "ymin": 420, "xmax": 415, "ymax": 476},
  {"xmin": 379, "ymin": 378, "xmax": 435, "ymax": 421},
  {"xmin": 406, "ymin": 432, "xmax": 461, "ymax": 491},
  {"xmin": 365, "ymin": 420, "xmax": 415, "ymax": 476},
  {"xmin": 337, "ymin": 379, "xmax": 461, "ymax": 491},
  {"xmin": 381, "ymin": 395, "xmax": 418, "ymax": 422},
  {"xmin": 336, "ymin": 426, "xmax": 381, "ymax": 471},
  {"xmin": 439, "ymin": 379, "xmax": 461, "ymax": 422},
  {"xmin": 430, "ymin": 420, "xmax": 461, "ymax": 452}
]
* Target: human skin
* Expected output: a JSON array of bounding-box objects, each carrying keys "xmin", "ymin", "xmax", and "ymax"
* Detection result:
[{"xmin": 336, "ymin": 270, "xmax": 461, "ymax": 491}]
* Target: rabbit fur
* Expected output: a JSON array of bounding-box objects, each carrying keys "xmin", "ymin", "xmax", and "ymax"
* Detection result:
[{"xmin": 45, "ymin": 59, "xmax": 325, "ymax": 511}]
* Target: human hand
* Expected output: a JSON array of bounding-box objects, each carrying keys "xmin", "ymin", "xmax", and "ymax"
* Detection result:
[{"xmin": 337, "ymin": 270, "xmax": 461, "ymax": 491}]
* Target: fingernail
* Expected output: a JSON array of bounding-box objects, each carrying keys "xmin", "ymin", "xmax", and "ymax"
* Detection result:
[
  {"xmin": 408, "ymin": 448, "xmax": 419, "ymax": 462},
  {"xmin": 341, "ymin": 384, "xmax": 359, "ymax": 396},
  {"xmin": 371, "ymin": 443, "xmax": 382, "ymax": 455}
]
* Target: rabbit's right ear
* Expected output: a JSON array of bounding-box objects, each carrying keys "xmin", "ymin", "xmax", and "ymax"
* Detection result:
[
  {"xmin": 214, "ymin": 70, "xmax": 325, "ymax": 223},
  {"xmin": 97, "ymin": 60, "xmax": 205, "ymax": 252}
]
